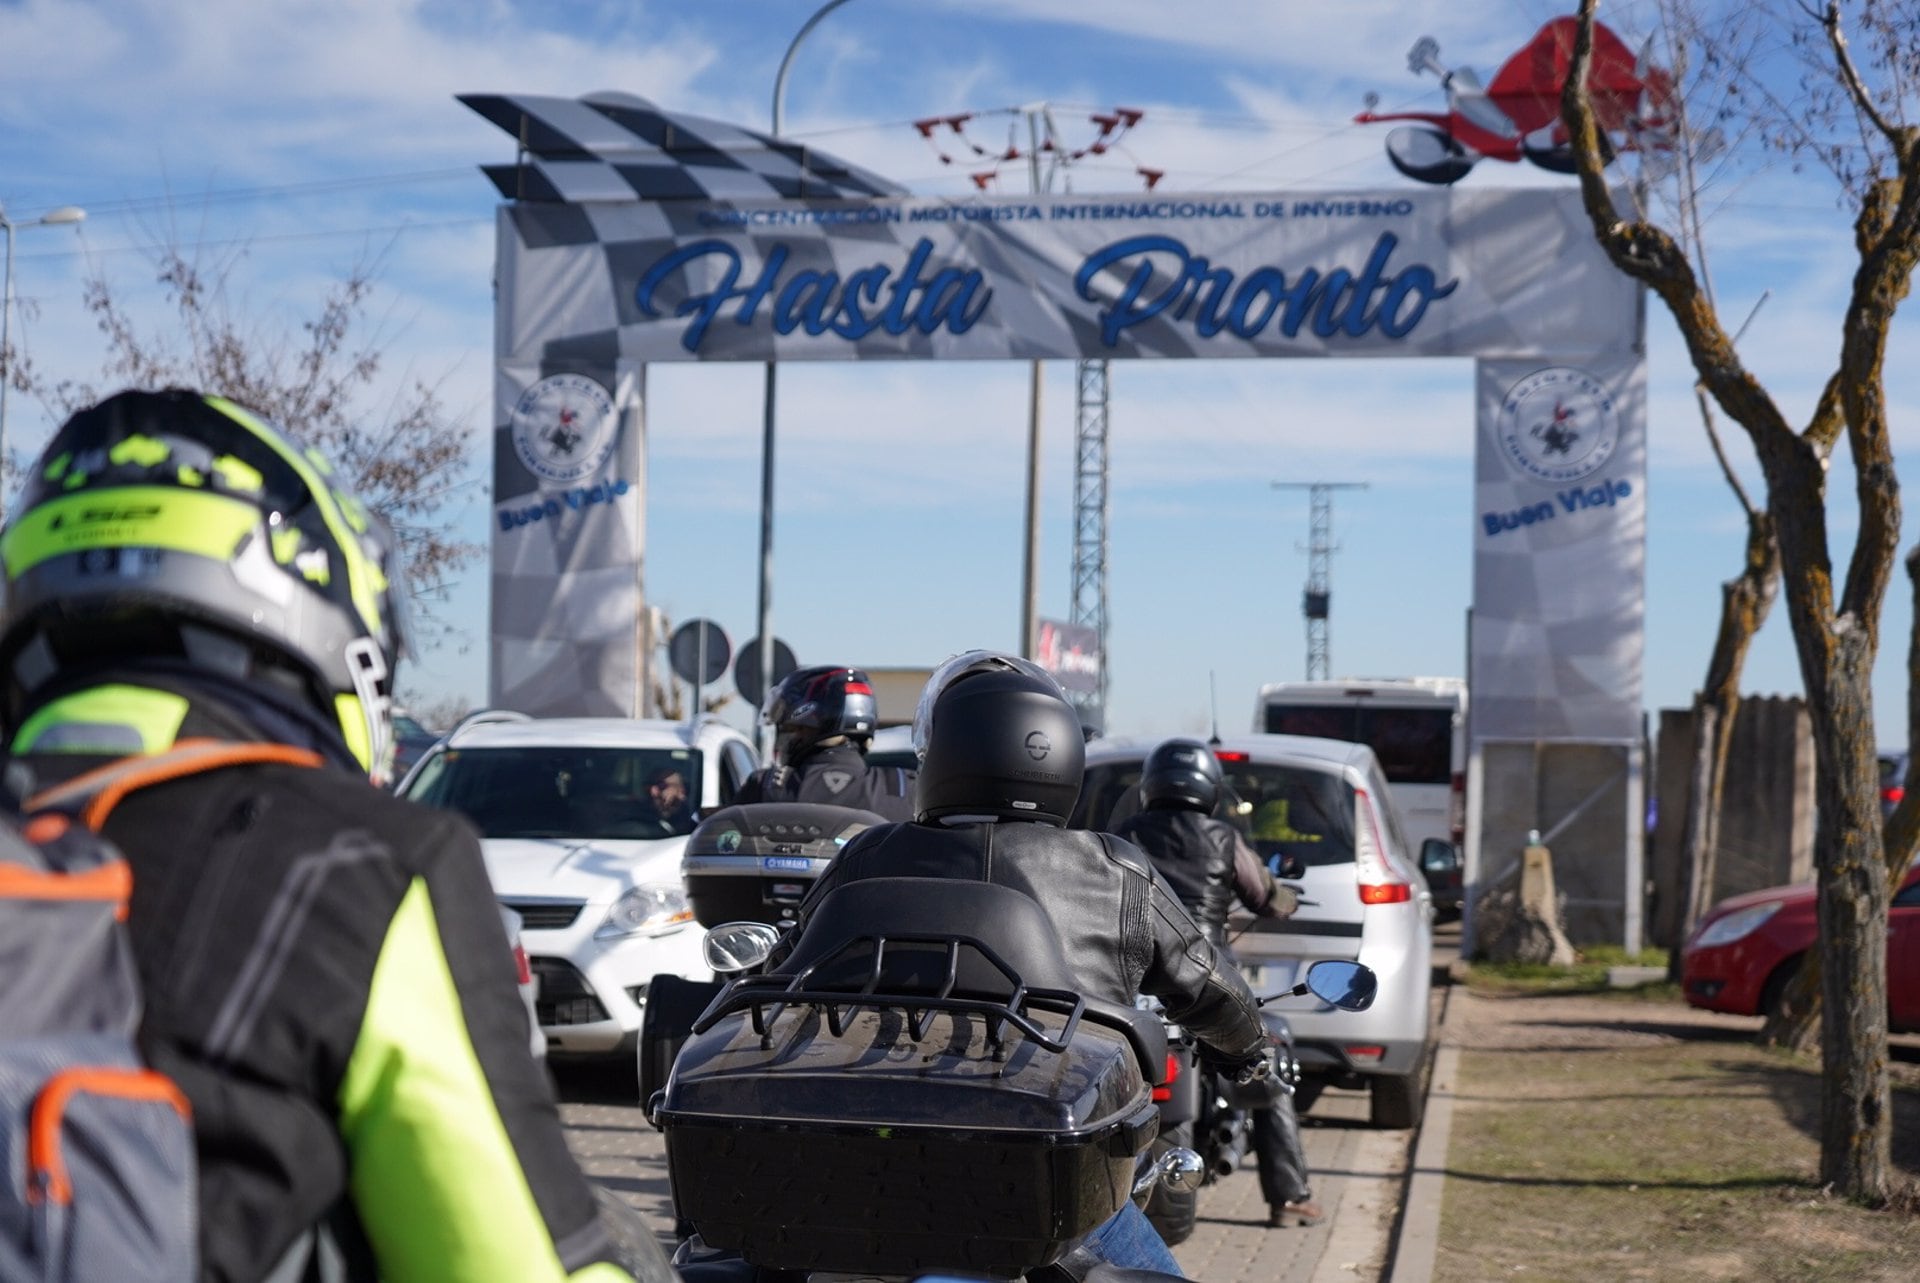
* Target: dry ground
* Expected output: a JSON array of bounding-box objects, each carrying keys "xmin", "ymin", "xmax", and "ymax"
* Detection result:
[{"xmin": 1431, "ymin": 981, "xmax": 1920, "ymax": 1283}]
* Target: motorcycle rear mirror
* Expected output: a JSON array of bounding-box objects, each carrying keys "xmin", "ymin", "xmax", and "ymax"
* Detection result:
[
  {"xmin": 703, "ymin": 920, "xmax": 781, "ymax": 974},
  {"xmin": 1304, "ymin": 959, "xmax": 1378, "ymax": 1011}
]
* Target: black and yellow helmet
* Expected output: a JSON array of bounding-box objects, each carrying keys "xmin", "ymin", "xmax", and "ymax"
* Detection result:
[{"xmin": 0, "ymin": 388, "xmax": 411, "ymax": 778}]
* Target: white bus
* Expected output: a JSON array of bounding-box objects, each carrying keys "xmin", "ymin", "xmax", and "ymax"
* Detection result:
[{"xmin": 1252, "ymin": 677, "xmax": 1467, "ymax": 853}]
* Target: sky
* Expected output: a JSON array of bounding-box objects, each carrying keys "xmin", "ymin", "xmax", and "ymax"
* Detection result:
[{"xmin": 0, "ymin": 0, "xmax": 1915, "ymax": 744}]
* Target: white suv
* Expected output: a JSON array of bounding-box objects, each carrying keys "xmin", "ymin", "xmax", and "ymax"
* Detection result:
[
  {"xmin": 399, "ymin": 713, "xmax": 760, "ymax": 1060},
  {"xmin": 1074, "ymin": 733, "xmax": 1436, "ymax": 1129}
]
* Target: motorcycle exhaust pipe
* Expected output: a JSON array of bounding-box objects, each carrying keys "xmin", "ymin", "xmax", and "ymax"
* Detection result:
[{"xmin": 1211, "ymin": 1131, "xmax": 1249, "ymax": 1178}]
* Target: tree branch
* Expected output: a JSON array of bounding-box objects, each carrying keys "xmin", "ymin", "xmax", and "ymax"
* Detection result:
[
  {"xmin": 1697, "ymin": 385, "xmax": 1757, "ymax": 517},
  {"xmin": 1823, "ymin": 0, "xmax": 1902, "ymax": 148}
]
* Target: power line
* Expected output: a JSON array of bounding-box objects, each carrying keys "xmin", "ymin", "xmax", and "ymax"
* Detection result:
[
  {"xmin": 14, "ymin": 216, "xmax": 490, "ymax": 262},
  {"xmin": 7, "ymin": 168, "xmax": 482, "ymax": 224}
]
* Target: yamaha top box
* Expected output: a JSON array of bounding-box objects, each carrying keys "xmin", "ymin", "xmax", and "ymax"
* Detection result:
[{"xmin": 681, "ymin": 803, "xmax": 885, "ymax": 929}]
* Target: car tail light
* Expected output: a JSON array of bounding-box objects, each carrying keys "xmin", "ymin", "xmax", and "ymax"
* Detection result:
[
  {"xmin": 1214, "ymin": 750, "xmax": 1249, "ymax": 763},
  {"xmin": 1344, "ymin": 1045, "xmax": 1387, "ymax": 1065},
  {"xmin": 512, "ymin": 942, "xmax": 532, "ymax": 987},
  {"xmin": 1151, "ymin": 1052, "xmax": 1181, "ymax": 1101},
  {"xmin": 1449, "ymin": 771, "xmax": 1466, "ymax": 845},
  {"xmin": 1885, "ymin": 785, "xmax": 1905, "ymax": 807},
  {"xmin": 1353, "ymin": 787, "xmax": 1413, "ymax": 905}
]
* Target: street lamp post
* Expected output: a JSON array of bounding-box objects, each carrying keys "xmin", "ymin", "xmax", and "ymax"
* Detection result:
[
  {"xmin": 754, "ymin": 0, "xmax": 856, "ymax": 758},
  {"xmin": 0, "ymin": 203, "xmax": 86, "ymax": 517}
]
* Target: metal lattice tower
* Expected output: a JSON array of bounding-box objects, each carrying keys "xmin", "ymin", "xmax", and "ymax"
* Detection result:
[
  {"xmin": 1272, "ymin": 481, "xmax": 1368, "ymax": 681},
  {"xmin": 1069, "ymin": 358, "xmax": 1111, "ymax": 727}
]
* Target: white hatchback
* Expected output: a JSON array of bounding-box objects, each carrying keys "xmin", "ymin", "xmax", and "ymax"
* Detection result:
[
  {"xmin": 400, "ymin": 713, "xmax": 761, "ymax": 1060},
  {"xmin": 1075, "ymin": 733, "xmax": 1436, "ymax": 1129}
]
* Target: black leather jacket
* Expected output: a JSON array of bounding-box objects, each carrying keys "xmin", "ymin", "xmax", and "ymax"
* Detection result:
[
  {"xmin": 780, "ymin": 818, "xmax": 1267, "ymax": 1060},
  {"xmin": 1115, "ymin": 808, "xmax": 1280, "ymax": 949},
  {"xmin": 736, "ymin": 741, "xmax": 915, "ymax": 822}
]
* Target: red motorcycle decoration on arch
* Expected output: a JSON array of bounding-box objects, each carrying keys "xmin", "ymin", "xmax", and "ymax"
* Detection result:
[{"xmin": 1356, "ymin": 17, "xmax": 1679, "ymax": 185}]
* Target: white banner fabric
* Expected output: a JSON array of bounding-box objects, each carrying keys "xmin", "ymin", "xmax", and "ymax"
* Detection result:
[
  {"xmin": 1470, "ymin": 353, "xmax": 1647, "ymax": 740},
  {"xmin": 494, "ymin": 187, "xmax": 1637, "ymax": 364},
  {"xmin": 487, "ymin": 324, "xmax": 646, "ymax": 716}
]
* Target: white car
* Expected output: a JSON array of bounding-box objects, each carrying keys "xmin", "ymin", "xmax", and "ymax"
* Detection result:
[
  {"xmin": 400, "ymin": 713, "xmax": 761, "ymax": 1060},
  {"xmin": 498, "ymin": 904, "xmax": 545, "ymax": 1061},
  {"xmin": 1074, "ymin": 733, "xmax": 1436, "ymax": 1129}
]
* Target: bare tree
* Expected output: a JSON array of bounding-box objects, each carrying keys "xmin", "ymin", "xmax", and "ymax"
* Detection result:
[
  {"xmin": 1662, "ymin": 16, "xmax": 1784, "ymax": 962},
  {"xmin": 1565, "ymin": 0, "xmax": 1920, "ymax": 1205},
  {"xmin": 15, "ymin": 235, "xmax": 482, "ymax": 635}
]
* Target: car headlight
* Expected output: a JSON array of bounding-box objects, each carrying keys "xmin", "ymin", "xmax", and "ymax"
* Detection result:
[
  {"xmin": 595, "ymin": 884, "xmax": 696, "ymax": 940},
  {"xmin": 1692, "ymin": 901, "xmax": 1783, "ymax": 949}
]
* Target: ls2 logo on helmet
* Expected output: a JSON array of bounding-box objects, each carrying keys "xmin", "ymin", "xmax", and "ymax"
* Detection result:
[
  {"xmin": 510, "ymin": 374, "xmax": 619, "ymax": 487},
  {"xmin": 1025, "ymin": 731, "xmax": 1052, "ymax": 761},
  {"xmin": 1495, "ymin": 366, "xmax": 1620, "ymax": 485}
]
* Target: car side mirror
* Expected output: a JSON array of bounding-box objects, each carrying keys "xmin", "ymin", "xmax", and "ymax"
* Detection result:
[
  {"xmin": 703, "ymin": 920, "xmax": 781, "ymax": 974},
  {"xmin": 1420, "ymin": 838, "xmax": 1460, "ymax": 875}
]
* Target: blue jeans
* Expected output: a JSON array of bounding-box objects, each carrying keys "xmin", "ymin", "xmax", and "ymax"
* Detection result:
[{"xmin": 1082, "ymin": 1200, "xmax": 1185, "ymax": 1276}]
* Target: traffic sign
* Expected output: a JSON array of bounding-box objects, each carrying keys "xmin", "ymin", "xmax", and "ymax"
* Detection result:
[
  {"xmin": 734, "ymin": 636, "xmax": 798, "ymax": 709},
  {"xmin": 669, "ymin": 618, "xmax": 732, "ymax": 686}
]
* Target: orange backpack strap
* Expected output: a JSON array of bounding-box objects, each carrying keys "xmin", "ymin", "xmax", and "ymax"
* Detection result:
[{"xmin": 27, "ymin": 738, "xmax": 326, "ymax": 832}]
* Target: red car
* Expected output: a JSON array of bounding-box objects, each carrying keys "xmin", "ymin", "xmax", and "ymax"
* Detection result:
[{"xmin": 1681, "ymin": 863, "xmax": 1920, "ymax": 1028}]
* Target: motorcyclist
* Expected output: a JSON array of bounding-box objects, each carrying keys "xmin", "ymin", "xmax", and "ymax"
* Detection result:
[
  {"xmin": 776, "ymin": 651, "xmax": 1272, "ymax": 1276},
  {"xmin": 735, "ymin": 664, "xmax": 914, "ymax": 821},
  {"xmin": 0, "ymin": 389, "xmax": 635, "ymax": 1282},
  {"xmin": 1114, "ymin": 737, "xmax": 1323, "ymax": 1229}
]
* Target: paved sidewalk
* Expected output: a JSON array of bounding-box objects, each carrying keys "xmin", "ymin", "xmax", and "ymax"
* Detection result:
[{"xmin": 1169, "ymin": 1085, "xmax": 1409, "ymax": 1283}]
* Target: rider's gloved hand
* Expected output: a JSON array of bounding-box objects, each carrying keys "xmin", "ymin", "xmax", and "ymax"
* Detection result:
[
  {"xmin": 1200, "ymin": 1043, "xmax": 1273, "ymax": 1086},
  {"xmin": 1265, "ymin": 874, "xmax": 1300, "ymax": 917}
]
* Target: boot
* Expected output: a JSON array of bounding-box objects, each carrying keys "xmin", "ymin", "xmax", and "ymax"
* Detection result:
[{"xmin": 1268, "ymin": 1198, "xmax": 1324, "ymax": 1228}]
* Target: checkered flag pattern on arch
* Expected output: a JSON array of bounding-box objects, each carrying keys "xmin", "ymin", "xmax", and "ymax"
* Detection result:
[{"xmin": 460, "ymin": 91, "xmax": 908, "ymax": 205}]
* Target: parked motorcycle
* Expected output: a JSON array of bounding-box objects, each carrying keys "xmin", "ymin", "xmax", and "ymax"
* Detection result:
[{"xmin": 653, "ymin": 875, "xmax": 1376, "ymax": 1281}]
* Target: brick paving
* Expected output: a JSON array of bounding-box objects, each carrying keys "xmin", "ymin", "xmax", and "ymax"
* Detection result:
[{"xmin": 556, "ymin": 1062, "xmax": 1412, "ymax": 1281}]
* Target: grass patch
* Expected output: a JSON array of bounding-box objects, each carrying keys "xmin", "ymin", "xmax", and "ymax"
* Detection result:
[
  {"xmin": 1466, "ymin": 947, "xmax": 1679, "ymax": 999},
  {"xmin": 1433, "ymin": 992, "xmax": 1920, "ymax": 1282}
]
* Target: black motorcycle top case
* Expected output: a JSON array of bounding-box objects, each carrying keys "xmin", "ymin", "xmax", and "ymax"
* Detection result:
[
  {"xmin": 658, "ymin": 1003, "xmax": 1159, "ymax": 1277},
  {"xmin": 680, "ymin": 803, "xmax": 886, "ymax": 929}
]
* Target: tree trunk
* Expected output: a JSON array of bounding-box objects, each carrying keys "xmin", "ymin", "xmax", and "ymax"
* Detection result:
[
  {"xmin": 1670, "ymin": 701, "xmax": 1719, "ymax": 982},
  {"xmin": 1801, "ymin": 657, "xmax": 1893, "ymax": 1201},
  {"xmin": 1672, "ymin": 511, "xmax": 1780, "ymax": 984}
]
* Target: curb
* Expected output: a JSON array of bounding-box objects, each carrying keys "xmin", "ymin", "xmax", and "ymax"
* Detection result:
[{"xmin": 1382, "ymin": 977, "xmax": 1460, "ymax": 1283}]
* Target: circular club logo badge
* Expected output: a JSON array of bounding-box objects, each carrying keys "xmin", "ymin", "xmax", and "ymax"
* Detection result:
[
  {"xmin": 1495, "ymin": 366, "xmax": 1620, "ymax": 484},
  {"xmin": 510, "ymin": 373, "xmax": 618, "ymax": 487}
]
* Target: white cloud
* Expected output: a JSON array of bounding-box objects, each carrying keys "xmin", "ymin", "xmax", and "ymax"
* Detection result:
[{"xmin": 0, "ymin": 0, "xmax": 718, "ymax": 172}]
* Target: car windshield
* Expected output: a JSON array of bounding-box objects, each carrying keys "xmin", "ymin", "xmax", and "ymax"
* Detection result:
[
  {"xmin": 1262, "ymin": 704, "xmax": 1453, "ymax": 785},
  {"xmin": 1076, "ymin": 756, "xmax": 1356, "ymax": 870},
  {"xmin": 401, "ymin": 745, "xmax": 703, "ymax": 840},
  {"xmin": 1219, "ymin": 760, "xmax": 1357, "ymax": 869}
]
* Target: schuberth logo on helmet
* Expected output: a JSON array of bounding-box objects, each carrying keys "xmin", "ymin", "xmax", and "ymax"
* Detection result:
[{"xmin": 1025, "ymin": 731, "xmax": 1052, "ymax": 761}]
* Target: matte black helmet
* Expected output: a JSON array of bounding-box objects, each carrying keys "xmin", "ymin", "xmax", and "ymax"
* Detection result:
[
  {"xmin": 765, "ymin": 665, "xmax": 879, "ymax": 761},
  {"xmin": 0, "ymin": 389, "xmax": 411, "ymax": 781},
  {"xmin": 1140, "ymin": 737, "xmax": 1223, "ymax": 814},
  {"xmin": 911, "ymin": 650, "xmax": 1084, "ymax": 825}
]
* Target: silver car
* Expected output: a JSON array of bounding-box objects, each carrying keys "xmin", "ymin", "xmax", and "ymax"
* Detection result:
[{"xmin": 1074, "ymin": 733, "xmax": 1435, "ymax": 1129}]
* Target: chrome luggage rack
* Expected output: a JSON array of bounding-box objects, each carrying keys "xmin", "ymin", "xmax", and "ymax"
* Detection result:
[{"xmin": 690, "ymin": 931, "xmax": 1087, "ymax": 1054}]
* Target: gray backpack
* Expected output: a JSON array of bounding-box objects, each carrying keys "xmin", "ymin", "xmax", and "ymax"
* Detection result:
[{"xmin": 1, "ymin": 777, "xmax": 198, "ymax": 1281}]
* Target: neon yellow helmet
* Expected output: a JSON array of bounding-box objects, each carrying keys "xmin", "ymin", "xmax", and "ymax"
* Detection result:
[{"xmin": 0, "ymin": 389, "xmax": 412, "ymax": 779}]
